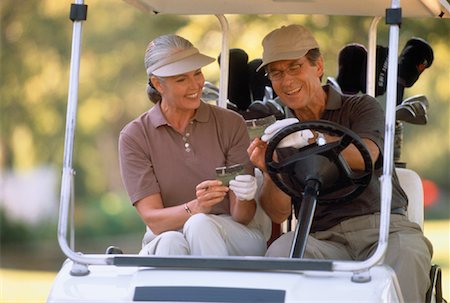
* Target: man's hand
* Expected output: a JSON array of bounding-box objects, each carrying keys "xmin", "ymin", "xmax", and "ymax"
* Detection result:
[
  {"xmin": 229, "ymin": 175, "xmax": 257, "ymax": 201},
  {"xmin": 261, "ymin": 118, "xmax": 314, "ymax": 148},
  {"xmin": 248, "ymin": 138, "xmax": 268, "ymax": 173}
]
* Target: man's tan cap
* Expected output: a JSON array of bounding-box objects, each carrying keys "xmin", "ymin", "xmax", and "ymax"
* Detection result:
[{"xmin": 257, "ymin": 24, "xmax": 319, "ymax": 71}]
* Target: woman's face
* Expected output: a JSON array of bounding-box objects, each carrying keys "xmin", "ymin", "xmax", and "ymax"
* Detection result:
[{"xmin": 152, "ymin": 69, "xmax": 205, "ymax": 111}]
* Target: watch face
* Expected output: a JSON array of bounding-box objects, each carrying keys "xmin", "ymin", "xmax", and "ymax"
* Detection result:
[
  {"xmin": 215, "ymin": 164, "xmax": 244, "ymax": 186},
  {"xmin": 316, "ymin": 133, "xmax": 326, "ymax": 146}
]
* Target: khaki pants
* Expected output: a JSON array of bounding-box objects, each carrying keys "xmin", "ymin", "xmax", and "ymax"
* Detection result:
[
  {"xmin": 266, "ymin": 214, "xmax": 433, "ymax": 303},
  {"xmin": 140, "ymin": 213, "xmax": 267, "ymax": 257}
]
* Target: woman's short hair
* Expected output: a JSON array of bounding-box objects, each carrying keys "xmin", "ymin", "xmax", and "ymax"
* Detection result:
[{"xmin": 144, "ymin": 35, "xmax": 194, "ymax": 104}]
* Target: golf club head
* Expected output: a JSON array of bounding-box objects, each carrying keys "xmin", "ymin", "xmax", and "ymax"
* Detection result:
[
  {"xmin": 326, "ymin": 76, "xmax": 343, "ymax": 94},
  {"xmin": 242, "ymin": 100, "xmax": 274, "ymax": 120},
  {"xmin": 202, "ymin": 81, "xmax": 219, "ymax": 102},
  {"xmin": 264, "ymin": 86, "xmax": 274, "ymax": 102},
  {"xmin": 407, "ymin": 101, "xmax": 428, "ymax": 124},
  {"xmin": 396, "ymin": 102, "xmax": 428, "ymax": 125},
  {"xmin": 396, "ymin": 104, "xmax": 416, "ymax": 122},
  {"xmin": 402, "ymin": 94, "xmax": 429, "ymax": 108},
  {"xmin": 264, "ymin": 99, "xmax": 285, "ymax": 120}
]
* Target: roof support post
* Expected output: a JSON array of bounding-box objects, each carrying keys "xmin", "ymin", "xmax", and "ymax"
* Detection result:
[
  {"xmin": 334, "ymin": 0, "xmax": 401, "ymax": 274},
  {"xmin": 58, "ymin": 1, "xmax": 110, "ymax": 266},
  {"xmin": 378, "ymin": 0, "xmax": 402, "ymax": 264},
  {"xmin": 366, "ymin": 17, "xmax": 381, "ymax": 97},
  {"xmin": 215, "ymin": 14, "xmax": 230, "ymax": 108}
]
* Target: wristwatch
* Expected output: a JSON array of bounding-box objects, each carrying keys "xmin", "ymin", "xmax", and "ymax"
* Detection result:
[{"xmin": 316, "ymin": 132, "xmax": 326, "ymax": 146}]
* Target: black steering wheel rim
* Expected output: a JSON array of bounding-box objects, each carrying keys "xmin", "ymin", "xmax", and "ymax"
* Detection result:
[{"xmin": 265, "ymin": 120, "xmax": 373, "ymax": 204}]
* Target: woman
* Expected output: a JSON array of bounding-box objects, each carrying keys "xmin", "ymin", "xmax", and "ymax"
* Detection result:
[{"xmin": 118, "ymin": 34, "xmax": 267, "ymax": 256}]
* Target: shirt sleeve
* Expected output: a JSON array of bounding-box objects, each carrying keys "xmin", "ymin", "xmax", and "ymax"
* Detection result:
[
  {"xmin": 118, "ymin": 127, "xmax": 160, "ymax": 204},
  {"xmin": 348, "ymin": 95, "xmax": 385, "ymax": 168}
]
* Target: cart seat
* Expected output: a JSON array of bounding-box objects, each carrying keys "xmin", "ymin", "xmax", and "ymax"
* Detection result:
[{"xmin": 396, "ymin": 167, "xmax": 424, "ymax": 229}]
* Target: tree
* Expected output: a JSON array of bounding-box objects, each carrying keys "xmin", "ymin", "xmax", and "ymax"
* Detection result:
[{"xmin": 1, "ymin": 1, "xmax": 448, "ymax": 235}]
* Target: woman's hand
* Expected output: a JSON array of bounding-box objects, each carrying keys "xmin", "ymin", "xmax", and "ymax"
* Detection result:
[
  {"xmin": 193, "ymin": 180, "xmax": 229, "ymax": 214},
  {"xmin": 229, "ymin": 175, "xmax": 257, "ymax": 201}
]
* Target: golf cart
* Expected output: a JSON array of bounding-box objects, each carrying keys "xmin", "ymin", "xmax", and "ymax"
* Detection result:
[{"xmin": 48, "ymin": 0, "xmax": 449, "ymax": 302}]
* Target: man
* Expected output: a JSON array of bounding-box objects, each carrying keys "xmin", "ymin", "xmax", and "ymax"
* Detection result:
[{"xmin": 247, "ymin": 24, "xmax": 433, "ymax": 303}]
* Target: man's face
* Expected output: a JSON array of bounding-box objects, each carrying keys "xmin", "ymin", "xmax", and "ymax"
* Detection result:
[{"xmin": 267, "ymin": 56, "xmax": 323, "ymax": 111}]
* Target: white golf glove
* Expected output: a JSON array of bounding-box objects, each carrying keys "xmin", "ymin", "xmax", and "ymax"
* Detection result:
[
  {"xmin": 229, "ymin": 175, "xmax": 257, "ymax": 201},
  {"xmin": 261, "ymin": 118, "xmax": 314, "ymax": 149}
]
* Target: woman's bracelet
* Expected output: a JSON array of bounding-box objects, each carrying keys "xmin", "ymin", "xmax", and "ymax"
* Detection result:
[{"xmin": 184, "ymin": 203, "xmax": 193, "ymax": 216}]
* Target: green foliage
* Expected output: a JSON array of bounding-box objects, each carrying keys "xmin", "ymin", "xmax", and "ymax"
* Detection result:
[
  {"xmin": 1, "ymin": 0, "xmax": 449, "ymax": 242},
  {"xmin": 0, "ymin": 209, "xmax": 32, "ymax": 243},
  {"xmin": 0, "ymin": 208, "xmax": 55, "ymax": 244},
  {"xmin": 0, "ymin": 192, "xmax": 143, "ymax": 246},
  {"xmin": 1, "ymin": 0, "xmax": 187, "ymax": 199},
  {"xmin": 74, "ymin": 193, "xmax": 144, "ymax": 238}
]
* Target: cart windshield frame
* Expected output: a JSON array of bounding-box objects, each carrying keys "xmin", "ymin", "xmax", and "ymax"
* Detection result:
[{"xmin": 57, "ymin": 0, "xmax": 449, "ymax": 274}]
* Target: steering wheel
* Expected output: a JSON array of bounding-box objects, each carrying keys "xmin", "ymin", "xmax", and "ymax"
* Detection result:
[{"xmin": 265, "ymin": 120, "xmax": 373, "ymax": 204}]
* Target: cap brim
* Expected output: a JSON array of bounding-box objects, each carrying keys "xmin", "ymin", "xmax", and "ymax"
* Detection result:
[
  {"xmin": 153, "ymin": 54, "xmax": 215, "ymax": 77},
  {"xmin": 256, "ymin": 49, "xmax": 310, "ymax": 72}
]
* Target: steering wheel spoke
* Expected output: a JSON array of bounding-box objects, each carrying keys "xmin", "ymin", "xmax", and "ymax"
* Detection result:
[
  {"xmin": 333, "ymin": 133, "xmax": 354, "ymax": 153},
  {"xmin": 265, "ymin": 120, "xmax": 373, "ymax": 203},
  {"xmin": 349, "ymin": 170, "xmax": 372, "ymax": 185}
]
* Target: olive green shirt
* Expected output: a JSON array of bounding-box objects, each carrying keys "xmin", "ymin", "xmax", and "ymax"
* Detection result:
[{"xmin": 289, "ymin": 85, "xmax": 408, "ymax": 232}]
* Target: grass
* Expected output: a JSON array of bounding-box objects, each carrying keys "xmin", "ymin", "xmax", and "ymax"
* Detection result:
[
  {"xmin": 1, "ymin": 220, "xmax": 448, "ymax": 302},
  {"xmin": 423, "ymin": 220, "xmax": 450, "ymax": 301},
  {"xmin": 0, "ymin": 269, "xmax": 56, "ymax": 303}
]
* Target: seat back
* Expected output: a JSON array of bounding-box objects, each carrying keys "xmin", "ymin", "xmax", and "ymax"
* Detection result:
[{"xmin": 395, "ymin": 167, "xmax": 424, "ymax": 229}]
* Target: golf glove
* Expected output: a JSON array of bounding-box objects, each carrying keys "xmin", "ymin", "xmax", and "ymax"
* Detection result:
[
  {"xmin": 229, "ymin": 175, "xmax": 257, "ymax": 201},
  {"xmin": 261, "ymin": 118, "xmax": 314, "ymax": 149}
]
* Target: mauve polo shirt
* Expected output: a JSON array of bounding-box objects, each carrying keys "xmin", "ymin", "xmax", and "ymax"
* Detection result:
[{"xmin": 119, "ymin": 101, "xmax": 252, "ymax": 215}]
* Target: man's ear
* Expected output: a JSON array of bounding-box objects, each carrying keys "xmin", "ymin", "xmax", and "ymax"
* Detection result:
[
  {"xmin": 316, "ymin": 56, "xmax": 325, "ymax": 78},
  {"xmin": 150, "ymin": 76, "xmax": 163, "ymax": 94}
]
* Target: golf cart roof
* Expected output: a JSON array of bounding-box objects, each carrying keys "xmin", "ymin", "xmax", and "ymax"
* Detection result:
[{"xmin": 124, "ymin": 0, "xmax": 450, "ymax": 18}]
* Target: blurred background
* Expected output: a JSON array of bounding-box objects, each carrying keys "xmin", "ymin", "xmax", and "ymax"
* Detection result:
[{"xmin": 1, "ymin": 0, "xmax": 449, "ymax": 301}]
